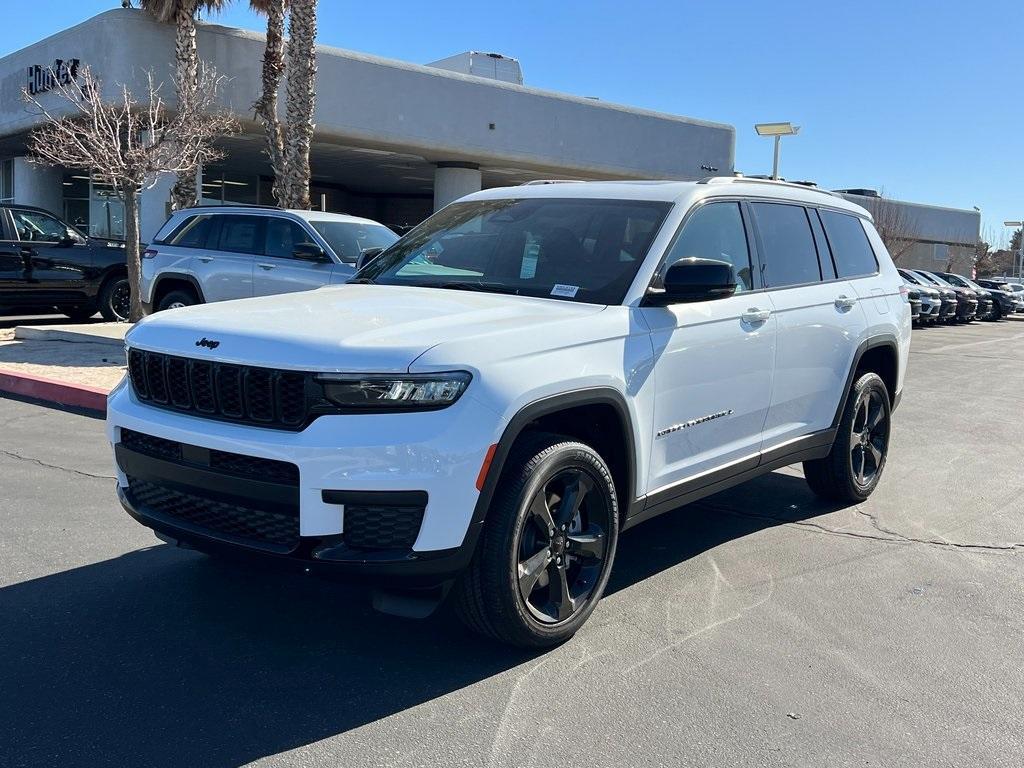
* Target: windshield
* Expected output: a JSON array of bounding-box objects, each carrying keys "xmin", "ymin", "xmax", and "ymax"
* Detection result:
[
  {"xmin": 310, "ymin": 221, "xmax": 398, "ymax": 264},
  {"xmin": 939, "ymin": 273, "xmax": 969, "ymax": 288},
  {"xmin": 355, "ymin": 198, "xmax": 672, "ymax": 304},
  {"xmin": 916, "ymin": 271, "xmax": 952, "ymax": 288}
]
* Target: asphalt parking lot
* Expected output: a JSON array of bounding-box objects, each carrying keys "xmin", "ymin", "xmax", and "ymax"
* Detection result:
[{"xmin": 2, "ymin": 318, "xmax": 1023, "ymax": 768}]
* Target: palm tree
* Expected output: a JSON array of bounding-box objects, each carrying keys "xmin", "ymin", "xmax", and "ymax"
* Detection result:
[
  {"xmin": 138, "ymin": 0, "xmax": 229, "ymax": 209},
  {"xmin": 249, "ymin": 0, "xmax": 286, "ymax": 205},
  {"xmin": 282, "ymin": 0, "xmax": 317, "ymax": 210},
  {"xmin": 250, "ymin": 0, "xmax": 317, "ymax": 209}
]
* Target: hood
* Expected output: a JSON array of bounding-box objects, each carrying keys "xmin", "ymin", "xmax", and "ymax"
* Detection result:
[{"xmin": 125, "ymin": 284, "xmax": 606, "ymax": 372}]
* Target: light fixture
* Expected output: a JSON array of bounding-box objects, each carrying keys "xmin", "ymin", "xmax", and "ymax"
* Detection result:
[{"xmin": 754, "ymin": 122, "xmax": 800, "ymax": 179}]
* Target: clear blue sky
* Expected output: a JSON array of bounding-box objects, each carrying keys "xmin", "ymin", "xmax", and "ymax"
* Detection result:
[{"xmin": 6, "ymin": 0, "xmax": 1022, "ymax": 245}]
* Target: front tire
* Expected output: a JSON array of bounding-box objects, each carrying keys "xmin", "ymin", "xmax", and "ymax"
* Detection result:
[
  {"xmin": 804, "ymin": 372, "xmax": 891, "ymax": 503},
  {"xmin": 455, "ymin": 434, "xmax": 619, "ymax": 648},
  {"xmin": 156, "ymin": 289, "xmax": 198, "ymax": 312}
]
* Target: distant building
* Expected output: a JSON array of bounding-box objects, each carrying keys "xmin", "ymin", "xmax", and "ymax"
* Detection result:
[{"xmin": 835, "ymin": 189, "xmax": 980, "ymax": 274}]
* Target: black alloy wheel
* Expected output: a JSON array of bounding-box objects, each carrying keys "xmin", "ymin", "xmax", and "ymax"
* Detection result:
[
  {"xmin": 516, "ymin": 469, "xmax": 611, "ymax": 624},
  {"xmin": 849, "ymin": 388, "xmax": 889, "ymax": 489}
]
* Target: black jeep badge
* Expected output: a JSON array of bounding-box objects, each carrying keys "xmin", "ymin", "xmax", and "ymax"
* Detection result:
[{"xmin": 195, "ymin": 337, "xmax": 220, "ymax": 350}]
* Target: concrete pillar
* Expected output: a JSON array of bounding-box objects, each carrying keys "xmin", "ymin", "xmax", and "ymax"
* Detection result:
[
  {"xmin": 433, "ymin": 162, "xmax": 482, "ymax": 212},
  {"xmin": 140, "ymin": 172, "xmax": 176, "ymax": 243},
  {"xmin": 12, "ymin": 158, "xmax": 63, "ymax": 214}
]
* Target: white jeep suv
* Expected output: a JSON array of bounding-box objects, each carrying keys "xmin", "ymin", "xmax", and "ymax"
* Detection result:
[
  {"xmin": 108, "ymin": 179, "xmax": 910, "ymax": 647},
  {"xmin": 140, "ymin": 206, "xmax": 398, "ymax": 312}
]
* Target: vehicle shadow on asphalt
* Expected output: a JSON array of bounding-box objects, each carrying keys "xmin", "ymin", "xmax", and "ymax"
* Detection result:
[{"xmin": 0, "ymin": 470, "xmax": 843, "ymax": 767}]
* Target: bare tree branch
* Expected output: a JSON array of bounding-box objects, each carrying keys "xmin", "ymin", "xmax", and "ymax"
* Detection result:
[
  {"xmin": 23, "ymin": 65, "xmax": 237, "ymax": 321},
  {"xmin": 863, "ymin": 198, "xmax": 917, "ymax": 264}
]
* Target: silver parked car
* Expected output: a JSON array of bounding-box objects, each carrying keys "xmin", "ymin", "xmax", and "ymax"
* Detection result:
[{"xmin": 141, "ymin": 206, "xmax": 399, "ymax": 311}]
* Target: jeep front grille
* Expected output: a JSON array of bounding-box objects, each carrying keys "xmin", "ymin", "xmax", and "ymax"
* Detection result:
[{"xmin": 127, "ymin": 348, "xmax": 319, "ymax": 430}]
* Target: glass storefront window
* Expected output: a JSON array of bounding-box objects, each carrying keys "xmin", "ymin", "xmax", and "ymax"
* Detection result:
[{"xmin": 61, "ymin": 171, "xmax": 125, "ymax": 239}]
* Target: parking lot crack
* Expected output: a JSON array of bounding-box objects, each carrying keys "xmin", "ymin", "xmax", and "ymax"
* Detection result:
[
  {"xmin": 0, "ymin": 448, "xmax": 114, "ymax": 481},
  {"xmin": 709, "ymin": 504, "xmax": 1022, "ymax": 554}
]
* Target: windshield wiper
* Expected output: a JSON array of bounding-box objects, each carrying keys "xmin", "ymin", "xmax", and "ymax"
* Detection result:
[
  {"xmin": 348, "ymin": 277, "xmax": 375, "ymax": 284},
  {"xmin": 434, "ymin": 281, "xmax": 520, "ymax": 295}
]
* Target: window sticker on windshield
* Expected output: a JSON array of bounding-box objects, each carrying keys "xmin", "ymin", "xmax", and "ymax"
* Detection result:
[{"xmin": 551, "ymin": 284, "xmax": 579, "ymax": 298}]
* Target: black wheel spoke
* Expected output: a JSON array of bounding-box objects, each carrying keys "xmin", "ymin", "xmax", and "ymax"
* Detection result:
[
  {"xmin": 555, "ymin": 475, "xmax": 593, "ymax": 527},
  {"xmin": 550, "ymin": 562, "xmax": 574, "ymax": 621},
  {"xmin": 854, "ymin": 446, "xmax": 866, "ymax": 484},
  {"xmin": 518, "ymin": 546, "xmax": 551, "ymax": 600},
  {"xmin": 566, "ymin": 526, "xmax": 605, "ymax": 561},
  {"xmin": 868, "ymin": 439, "xmax": 883, "ymax": 468},
  {"xmin": 528, "ymin": 491, "xmax": 555, "ymax": 536},
  {"xmin": 867, "ymin": 400, "xmax": 885, "ymax": 430},
  {"xmin": 849, "ymin": 429, "xmax": 862, "ymax": 451}
]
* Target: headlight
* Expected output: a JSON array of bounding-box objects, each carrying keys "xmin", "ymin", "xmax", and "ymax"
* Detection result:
[{"xmin": 317, "ymin": 371, "xmax": 472, "ymax": 410}]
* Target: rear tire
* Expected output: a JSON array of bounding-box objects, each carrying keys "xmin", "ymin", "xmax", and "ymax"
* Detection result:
[
  {"xmin": 98, "ymin": 275, "xmax": 131, "ymax": 322},
  {"xmin": 57, "ymin": 304, "xmax": 97, "ymax": 322},
  {"xmin": 454, "ymin": 434, "xmax": 619, "ymax": 648},
  {"xmin": 804, "ymin": 372, "xmax": 891, "ymax": 503},
  {"xmin": 156, "ymin": 289, "xmax": 198, "ymax": 312}
]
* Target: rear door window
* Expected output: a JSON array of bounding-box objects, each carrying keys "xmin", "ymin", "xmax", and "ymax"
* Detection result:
[
  {"xmin": 167, "ymin": 215, "xmax": 215, "ymax": 248},
  {"xmin": 750, "ymin": 202, "xmax": 821, "ymax": 288},
  {"xmin": 216, "ymin": 215, "xmax": 264, "ymax": 255},
  {"xmin": 819, "ymin": 210, "xmax": 878, "ymax": 278}
]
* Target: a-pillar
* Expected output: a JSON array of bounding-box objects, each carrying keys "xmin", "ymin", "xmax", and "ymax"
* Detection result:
[{"xmin": 433, "ymin": 162, "xmax": 482, "ymax": 212}]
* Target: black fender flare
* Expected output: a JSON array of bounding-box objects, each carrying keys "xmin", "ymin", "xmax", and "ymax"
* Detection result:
[
  {"xmin": 832, "ymin": 334, "xmax": 900, "ymax": 430},
  {"xmin": 152, "ymin": 273, "xmax": 206, "ymax": 305}
]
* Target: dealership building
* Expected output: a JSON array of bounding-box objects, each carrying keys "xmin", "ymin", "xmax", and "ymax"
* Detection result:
[{"xmin": 0, "ymin": 8, "xmax": 734, "ymax": 241}]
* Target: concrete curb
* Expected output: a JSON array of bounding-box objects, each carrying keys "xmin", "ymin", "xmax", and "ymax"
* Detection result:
[
  {"xmin": 0, "ymin": 368, "xmax": 109, "ymax": 414},
  {"xmin": 13, "ymin": 324, "xmax": 128, "ymax": 348}
]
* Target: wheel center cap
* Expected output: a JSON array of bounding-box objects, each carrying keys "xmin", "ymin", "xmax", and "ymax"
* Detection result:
[
  {"xmin": 551, "ymin": 535, "xmax": 566, "ymax": 555},
  {"xmin": 860, "ymin": 432, "xmax": 870, "ymax": 447}
]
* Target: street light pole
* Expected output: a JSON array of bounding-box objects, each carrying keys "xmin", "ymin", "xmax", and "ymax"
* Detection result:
[{"xmin": 755, "ymin": 123, "xmax": 800, "ymax": 181}]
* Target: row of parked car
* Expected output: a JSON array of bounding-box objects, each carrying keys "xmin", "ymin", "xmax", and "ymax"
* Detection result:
[{"xmin": 900, "ymin": 268, "xmax": 1024, "ymax": 325}]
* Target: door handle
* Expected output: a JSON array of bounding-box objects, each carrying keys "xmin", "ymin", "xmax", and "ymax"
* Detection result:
[
  {"xmin": 198, "ymin": 256, "xmax": 213, "ymax": 263},
  {"xmin": 741, "ymin": 308, "xmax": 771, "ymax": 324},
  {"xmin": 835, "ymin": 295, "xmax": 857, "ymax": 310},
  {"xmin": 258, "ymin": 263, "xmax": 275, "ymax": 271}
]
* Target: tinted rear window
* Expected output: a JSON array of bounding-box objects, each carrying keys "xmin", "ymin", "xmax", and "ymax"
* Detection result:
[
  {"xmin": 167, "ymin": 215, "xmax": 215, "ymax": 248},
  {"xmin": 750, "ymin": 203, "xmax": 821, "ymax": 288},
  {"xmin": 217, "ymin": 215, "xmax": 264, "ymax": 255},
  {"xmin": 820, "ymin": 210, "xmax": 878, "ymax": 278}
]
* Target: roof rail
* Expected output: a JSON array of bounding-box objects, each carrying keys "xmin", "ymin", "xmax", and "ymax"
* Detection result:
[
  {"xmin": 520, "ymin": 179, "xmax": 586, "ymax": 186},
  {"xmin": 696, "ymin": 175, "xmax": 840, "ymax": 199},
  {"xmin": 181, "ymin": 203, "xmax": 284, "ymax": 211}
]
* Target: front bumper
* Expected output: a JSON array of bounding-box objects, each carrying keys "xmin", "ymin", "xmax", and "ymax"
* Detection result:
[{"xmin": 106, "ymin": 377, "xmax": 502, "ymax": 585}]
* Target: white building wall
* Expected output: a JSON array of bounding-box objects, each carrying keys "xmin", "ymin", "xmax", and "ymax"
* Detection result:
[{"xmin": 12, "ymin": 158, "xmax": 62, "ymax": 214}]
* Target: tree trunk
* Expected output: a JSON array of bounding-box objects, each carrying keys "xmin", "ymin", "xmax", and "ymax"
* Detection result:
[
  {"xmin": 283, "ymin": 0, "xmax": 317, "ymax": 210},
  {"xmin": 171, "ymin": 0, "xmax": 200, "ymax": 210},
  {"xmin": 122, "ymin": 186, "xmax": 144, "ymax": 322},
  {"xmin": 253, "ymin": 0, "xmax": 287, "ymax": 206}
]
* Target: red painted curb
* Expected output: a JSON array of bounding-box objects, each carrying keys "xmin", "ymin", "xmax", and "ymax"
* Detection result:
[{"xmin": 0, "ymin": 367, "xmax": 110, "ymax": 414}]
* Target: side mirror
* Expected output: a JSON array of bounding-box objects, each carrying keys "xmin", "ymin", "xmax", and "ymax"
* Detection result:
[
  {"xmin": 293, "ymin": 242, "xmax": 328, "ymax": 262},
  {"xmin": 355, "ymin": 247, "xmax": 384, "ymax": 271},
  {"xmin": 645, "ymin": 258, "xmax": 737, "ymax": 305},
  {"xmin": 57, "ymin": 234, "xmax": 77, "ymax": 248}
]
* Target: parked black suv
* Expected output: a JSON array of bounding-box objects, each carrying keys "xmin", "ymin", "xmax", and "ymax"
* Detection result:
[{"xmin": 0, "ymin": 204, "xmax": 130, "ymax": 321}]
